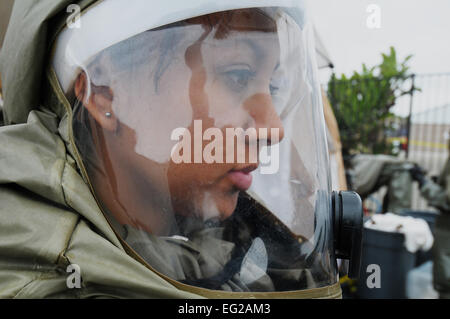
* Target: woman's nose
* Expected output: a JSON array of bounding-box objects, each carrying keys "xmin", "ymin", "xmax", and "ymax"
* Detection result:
[{"xmin": 243, "ymin": 93, "xmax": 285, "ymax": 145}]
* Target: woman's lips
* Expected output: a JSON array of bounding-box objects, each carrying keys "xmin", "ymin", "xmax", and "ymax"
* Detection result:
[{"xmin": 227, "ymin": 165, "xmax": 258, "ymax": 191}]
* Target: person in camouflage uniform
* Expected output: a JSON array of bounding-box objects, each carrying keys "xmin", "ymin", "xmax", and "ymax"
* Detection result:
[
  {"xmin": 347, "ymin": 154, "xmax": 415, "ymax": 214},
  {"xmin": 410, "ymin": 137, "xmax": 450, "ymax": 299}
]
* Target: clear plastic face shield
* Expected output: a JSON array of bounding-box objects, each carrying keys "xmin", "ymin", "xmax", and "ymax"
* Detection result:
[{"xmin": 53, "ymin": 2, "xmax": 341, "ymax": 293}]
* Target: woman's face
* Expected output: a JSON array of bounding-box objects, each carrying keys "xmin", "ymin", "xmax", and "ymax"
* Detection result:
[
  {"xmin": 168, "ymin": 30, "xmax": 285, "ymax": 221},
  {"xmin": 85, "ymin": 13, "xmax": 286, "ymax": 233}
]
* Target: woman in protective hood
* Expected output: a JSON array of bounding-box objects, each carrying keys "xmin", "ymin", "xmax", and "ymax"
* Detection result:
[{"xmin": 0, "ymin": 0, "xmax": 359, "ymax": 298}]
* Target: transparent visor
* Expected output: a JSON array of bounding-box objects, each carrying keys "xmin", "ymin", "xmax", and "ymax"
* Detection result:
[{"xmin": 57, "ymin": 7, "xmax": 336, "ymax": 292}]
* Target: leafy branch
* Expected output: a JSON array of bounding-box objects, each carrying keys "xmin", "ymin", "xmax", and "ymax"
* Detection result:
[{"xmin": 327, "ymin": 47, "xmax": 418, "ymax": 155}]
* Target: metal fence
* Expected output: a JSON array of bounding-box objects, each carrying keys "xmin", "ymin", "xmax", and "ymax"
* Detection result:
[
  {"xmin": 400, "ymin": 73, "xmax": 450, "ymax": 210},
  {"xmin": 325, "ymin": 72, "xmax": 450, "ymax": 212}
]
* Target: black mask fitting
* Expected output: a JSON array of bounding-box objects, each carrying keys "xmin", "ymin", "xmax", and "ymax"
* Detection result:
[{"xmin": 332, "ymin": 191, "xmax": 363, "ymax": 279}]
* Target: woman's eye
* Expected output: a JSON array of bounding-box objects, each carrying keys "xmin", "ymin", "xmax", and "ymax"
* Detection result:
[
  {"xmin": 223, "ymin": 69, "xmax": 255, "ymax": 92},
  {"xmin": 270, "ymin": 72, "xmax": 286, "ymax": 96},
  {"xmin": 270, "ymin": 84, "xmax": 279, "ymax": 96}
]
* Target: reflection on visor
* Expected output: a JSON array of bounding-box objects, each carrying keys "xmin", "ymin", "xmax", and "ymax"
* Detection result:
[{"xmin": 59, "ymin": 7, "xmax": 336, "ymax": 293}]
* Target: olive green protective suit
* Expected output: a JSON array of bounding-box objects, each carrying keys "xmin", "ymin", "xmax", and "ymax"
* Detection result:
[
  {"xmin": 0, "ymin": 0, "xmax": 341, "ymax": 298},
  {"xmin": 0, "ymin": 0, "xmax": 203, "ymax": 298}
]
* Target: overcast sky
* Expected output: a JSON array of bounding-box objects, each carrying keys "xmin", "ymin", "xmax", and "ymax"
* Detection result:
[
  {"xmin": 309, "ymin": 0, "xmax": 450, "ymax": 78},
  {"xmin": 309, "ymin": 0, "xmax": 450, "ymax": 116}
]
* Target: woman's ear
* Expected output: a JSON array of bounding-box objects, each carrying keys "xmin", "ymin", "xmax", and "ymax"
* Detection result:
[{"xmin": 74, "ymin": 72, "xmax": 118, "ymax": 132}]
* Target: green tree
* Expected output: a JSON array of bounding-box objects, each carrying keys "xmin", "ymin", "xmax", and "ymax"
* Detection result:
[{"xmin": 328, "ymin": 47, "xmax": 415, "ymax": 155}]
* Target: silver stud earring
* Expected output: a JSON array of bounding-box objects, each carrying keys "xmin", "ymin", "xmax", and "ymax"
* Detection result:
[{"xmin": 105, "ymin": 112, "xmax": 112, "ymax": 118}]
